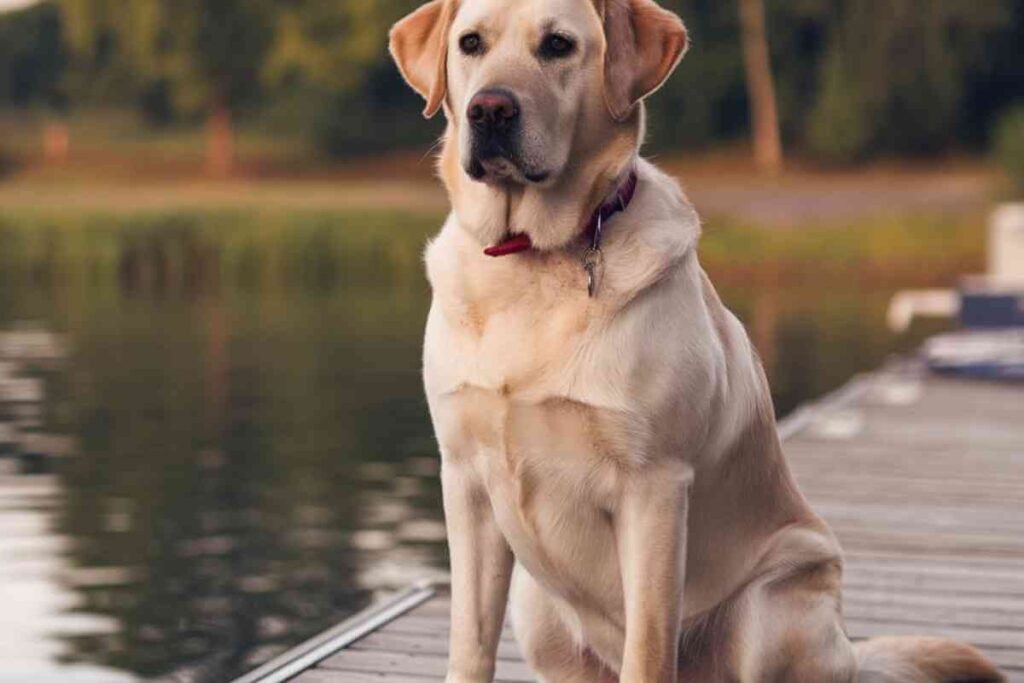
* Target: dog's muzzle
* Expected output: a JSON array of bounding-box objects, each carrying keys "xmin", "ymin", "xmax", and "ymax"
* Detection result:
[{"xmin": 467, "ymin": 88, "xmax": 522, "ymax": 180}]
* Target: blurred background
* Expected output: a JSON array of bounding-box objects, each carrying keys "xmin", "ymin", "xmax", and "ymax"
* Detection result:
[{"xmin": 0, "ymin": 0, "xmax": 1022, "ymax": 681}]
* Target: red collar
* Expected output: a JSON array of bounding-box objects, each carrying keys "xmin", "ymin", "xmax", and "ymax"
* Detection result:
[{"xmin": 483, "ymin": 170, "xmax": 639, "ymax": 258}]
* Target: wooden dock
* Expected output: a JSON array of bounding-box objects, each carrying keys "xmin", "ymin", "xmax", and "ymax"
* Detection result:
[{"xmin": 237, "ymin": 360, "xmax": 1024, "ymax": 682}]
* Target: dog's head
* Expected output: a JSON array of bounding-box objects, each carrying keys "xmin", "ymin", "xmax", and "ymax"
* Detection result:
[{"xmin": 390, "ymin": 0, "xmax": 687, "ymax": 246}]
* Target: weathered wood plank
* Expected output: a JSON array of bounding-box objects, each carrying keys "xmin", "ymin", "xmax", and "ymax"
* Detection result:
[
  {"xmin": 372, "ymin": 616, "xmax": 516, "ymax": 641},
  {"xmin": 294, "ymin": 670, "xmax": 434, "ymax": 682},
  {"xmin": 842, "ymin": 587, "xmax": 1024, "ymax": 615},
  {"xmin": 319, "ymin": 650, "xmax": 535, "ymax": 682},
  {"xmin": 349, "ymin": 632, "xmax": 524, "ymax": 661},
  {"xmin": 844, "ymin": 618, "xmax": 1024, "ymax": 654}
]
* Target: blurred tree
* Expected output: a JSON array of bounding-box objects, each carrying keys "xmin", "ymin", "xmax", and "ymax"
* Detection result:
[
  {"xmin": 649, "ymin": 0, "xmax": 1022, "ymax": 164},
  {"xmin": 960, "ymin": 0, "xmax": 1024, "ymax": 149},
  {"xmin": 263, "ymin": 0, "xmax": 408, "ymax": 94},
  {"xmin": 762, "ymin": 0, "xmax": 832, "ymax": 152},
  {"xmin": 53, "ymin": 0, "xmax": 428, "ymax": 173},
  {"xmin": 645, "ymin": 0, "xmax": 748, "ymax": 152},
  {"xmin": 806, "ymin": 0, "xmax": 1013, "ymax": 162},
  {"xmin": 259, "ymin": 0, "xmax": 441, "ymax": 156},
  {"xmin": 738, "ymin": 0, "xmax": 783, "ymax": 172},
  {"xmin": 0, "ymin": 0, "xmax": 1015, "ymax": 165},
  {"xmin": 994, "ymin": 105, "xmax": 1024, "ymax": 197},
  {"xmin": 58, "ymin": 0, "xmax": 278, "ymax": 175},
  {"xmin": 0, "ymin": 2, "xmax": 69, "ymax": 165},
  {"xmin": 0, "ymin": 2, "xmax": 65, "ymax": 108}
]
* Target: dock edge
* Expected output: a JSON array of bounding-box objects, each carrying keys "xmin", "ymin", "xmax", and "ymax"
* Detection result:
[{"xmin": 231, "ymin": 581, "xmax": 441, "ymax": 683}]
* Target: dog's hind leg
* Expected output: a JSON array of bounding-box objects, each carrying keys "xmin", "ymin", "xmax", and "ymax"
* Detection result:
[
  {"xmin": 720, "ymin": 558, "xmax": 857, "ymax": 683},
  {"xmin": 509, "ymin": 568, "xmax": 619, "ymax": 683}
]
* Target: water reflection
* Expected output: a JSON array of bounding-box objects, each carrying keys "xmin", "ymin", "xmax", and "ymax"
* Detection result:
[
  {"xmin": 0, "ymin": 326, "xmax": 131, "ymax": 682},
  {"xmin": 0, "ymin": 213, "xmax": 942, "ymax": 681}
]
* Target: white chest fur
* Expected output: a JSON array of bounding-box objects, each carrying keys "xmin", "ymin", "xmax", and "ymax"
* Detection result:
[{"xmin": 422, "ymin": 220, "xmax": 647, "ymax": 587}]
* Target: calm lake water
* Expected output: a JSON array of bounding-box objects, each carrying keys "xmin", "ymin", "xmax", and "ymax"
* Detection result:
[{"xmin": 0, "ymin": 211, "xmax": 942, "ymax": 682}]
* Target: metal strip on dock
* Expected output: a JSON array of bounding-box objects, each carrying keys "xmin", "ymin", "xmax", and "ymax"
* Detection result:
[{"xmin": 232, "ymin": 582, "xmax": 438, "ymax": 683}]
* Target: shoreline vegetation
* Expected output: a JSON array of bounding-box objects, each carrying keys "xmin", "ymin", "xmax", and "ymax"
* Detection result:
[{"xmin": 0, "ymin": 203, "xmax": 987, "ymax": 291}]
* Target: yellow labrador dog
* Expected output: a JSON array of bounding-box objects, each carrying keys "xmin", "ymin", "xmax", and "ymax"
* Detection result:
[{"xmin": 389, "ymin": 1, "xmax": 1005, "ymax": 681}]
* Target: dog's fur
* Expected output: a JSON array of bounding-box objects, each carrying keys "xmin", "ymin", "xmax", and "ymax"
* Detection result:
[{"xmin": 389, "ymin": 1, "xmax": 1006, "ymax": 681}]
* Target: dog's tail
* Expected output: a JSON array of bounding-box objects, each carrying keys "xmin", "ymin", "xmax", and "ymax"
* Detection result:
[{"xmin": 854, "ymin": 636, "xmax": 1004, "ymax": 682}]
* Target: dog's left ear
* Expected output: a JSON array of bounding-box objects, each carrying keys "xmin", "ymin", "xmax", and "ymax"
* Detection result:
[
  {"xmin": 389, "ymin": 0, "xmax": 455, "ymax": 118},
  {"xmin": 600, "ymin": 0, "xmax": 688, "ymax": 122}
]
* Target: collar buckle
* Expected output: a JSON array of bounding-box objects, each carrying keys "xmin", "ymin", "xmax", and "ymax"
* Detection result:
[{"xmin": 584, "ymin": 213, "xmax": 604, "ymax": 298}]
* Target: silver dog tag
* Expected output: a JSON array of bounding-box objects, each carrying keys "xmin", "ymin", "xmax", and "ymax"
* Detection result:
[
  {"xmin": 583, "ymin": 247, "xmax": 602, "ymax": 298},
  {"xmin": 583, "ymin": 211, "xmax": 606, "ymax": 298}
]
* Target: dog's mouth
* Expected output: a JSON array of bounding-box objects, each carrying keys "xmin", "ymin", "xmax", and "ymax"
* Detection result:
[
  {"xmin": 467, "ymin": 134, "xmax": 550, "ymax": 186},
  {"xmin": 467, "ymin": 156, "xmax": 550, "ymax": 186}
]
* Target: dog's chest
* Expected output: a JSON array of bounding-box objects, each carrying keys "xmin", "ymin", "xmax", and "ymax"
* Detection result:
[
  {"xmin": 425, "ymin": 247, "xmax": 600, "ymax": 399},
  {"xmin": 433, "ymin": 383, "xmax": 628, "ymax": 595},
  {"xmin": 426, "ymin": 270, "xmax": 627, "ymax": 476},
  {"xmin": 424, "ymin": 253, "xmax": 636, "ymax": 587}
]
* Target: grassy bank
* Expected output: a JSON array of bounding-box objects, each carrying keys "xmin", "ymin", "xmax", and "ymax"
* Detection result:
[
  {"xmin": 0, "ymin": 209, "xmax": 440, "ymax": 294},
  {"xmin": 0, "ymin": 205, "xmax": 987, "ymax": 294},
  {"xmin": 700, "ymin": 211, "xmax": 986, "ymax": 287}
]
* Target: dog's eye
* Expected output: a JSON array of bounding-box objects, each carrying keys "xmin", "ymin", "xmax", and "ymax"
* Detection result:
[
  {"xmin": 539, "ymin": 33, "xmax": 575, "ymax": 59},
  {"xmin": 459, "ymin": 33, "xmax": 483, "ymax": 56}
]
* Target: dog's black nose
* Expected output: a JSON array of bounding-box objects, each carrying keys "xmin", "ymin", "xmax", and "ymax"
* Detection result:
[{"xmin": 467, "ymin": 89, "xmax": 519, "ymax": 129}]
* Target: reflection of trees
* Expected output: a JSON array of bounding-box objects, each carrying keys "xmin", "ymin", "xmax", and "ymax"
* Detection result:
[
  {"xmin": 750, "ymin": 287, "xmax": 779, "ymax": 373},
  {"xmin": 22, "ymin": 219, "xmax": 445, "ymax": 681},
  {"xmin": 54, "ymin": 300, "xmax": 357, "ymax": 680},
  {"xmin": 718, "ymin": 282, "xmax": 920, "ymax": 416}
]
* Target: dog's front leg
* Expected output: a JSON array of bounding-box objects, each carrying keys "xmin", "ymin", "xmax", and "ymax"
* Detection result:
[
  {"xmin": 442, "ymin": 460, "xmax": 514, "ymax": 683},
  {"xmin": 615, "ymin": 463, "xmax": 693, "ymax": 682}
]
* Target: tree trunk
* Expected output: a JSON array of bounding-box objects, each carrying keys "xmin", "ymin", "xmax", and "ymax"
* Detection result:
[
  {"xmin": 42, "ymin": 121, "xmax": 70, "ymax": 164},
  {"xmin": 738, "ymin": 0, "xmax": 783, "ymax": 173},
  {"xmin": 206, "ymin": 97, "xmax": 234, "ymax": 178}
]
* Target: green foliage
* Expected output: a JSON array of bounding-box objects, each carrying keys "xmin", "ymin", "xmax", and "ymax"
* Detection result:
[
  {"xmin": 804, "ymin": 0, "xmax": 1012, "ymax": 162},
  {"xmin": 994, "ymin": 105, "xmax": 1024, "ymax": 197},
  {"xmin": 0, "ymin": 208, "xmax": 438, "ymax": 295},
  {"xmin": 629, "ymin": 0, "xmax": 1024, "ymax": 161},
  {"xmin": 805, "ymin": 46, "xmax": 874, "ymax": 164},
  {"xmin": 313, "ymin": 61, "xmax": 443, "ymax": 157},
  {"xmin": 0, "ymin": 2, "xmax": 65, "ymax": 108},
  {"xmin": 265, "ymin": 0, "xmax": 413, "ymax": 94},
  {"xmin": 1, "ymin": 0, "xmax": 1023, "ymax": 160},
  {"xmin": 51, "ymin": 0, "xmax": 421, "ymax": 122},
  {"xmin": 0, "ymin": 203, "xmax": 983, "ymax": 292},
  {"xmin": 56, "ymin": 0, "xmax": 277, "ymax": 115},
  {"xmin": 645, "ymin": 0, "xmax": 748, "ymax": 149},
  {"xmin": 700, "ymin": 211, "xmax": 985, "ymax": 286}
]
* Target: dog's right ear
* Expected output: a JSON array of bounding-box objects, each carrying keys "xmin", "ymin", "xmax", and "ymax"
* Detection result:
[{"xmin": 389, "ymin": 0, "xmax": 455, "ymax": 119}]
